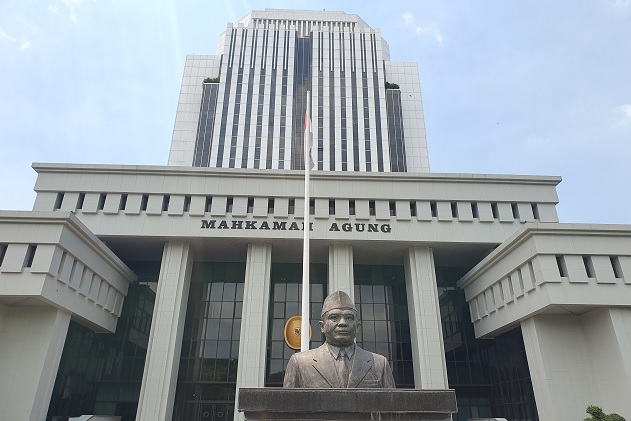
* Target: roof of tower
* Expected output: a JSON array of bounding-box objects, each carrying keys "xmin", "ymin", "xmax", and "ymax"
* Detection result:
[{"xmin": 234, "ymin": 9, "xmax": 374, "ymax": 31}]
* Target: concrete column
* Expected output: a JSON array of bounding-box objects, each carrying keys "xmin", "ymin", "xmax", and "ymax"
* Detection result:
[
  {"xmin": 234, "ymin": 243, "xmax": 272, "ymax": 421},
  {"xmin": 137, "ymin": 242, "xmax": 194, "ymax": 421},
  {"xmin": 328, "ymin": 244, "xmax": 354, "ymax": 299},
  {"xmin": 0, "ymin": 306, "xmax": 70, "ymax": 421},
  {"xmin": 522, "ymin": 309, "xmax": 631, "ymax": 421},
  {"xmin": 404, "ymin": 247, "xmax": 448, "ymax": 389}
]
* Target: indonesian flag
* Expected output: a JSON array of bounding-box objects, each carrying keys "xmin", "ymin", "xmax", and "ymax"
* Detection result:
[{"xmin": 304, "ymin": 92, "xmax": 315, "ymax": 170}]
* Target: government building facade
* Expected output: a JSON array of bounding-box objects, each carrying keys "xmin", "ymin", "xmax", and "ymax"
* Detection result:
[{"xmin": 0, "ymin": 9, "xmax": 630, "ymax": 421}]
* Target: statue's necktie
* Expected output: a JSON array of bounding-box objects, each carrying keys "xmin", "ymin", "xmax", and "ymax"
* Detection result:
[{"xmin": 337, "ymin": 349, "xmax": 350, "ymax": 387}]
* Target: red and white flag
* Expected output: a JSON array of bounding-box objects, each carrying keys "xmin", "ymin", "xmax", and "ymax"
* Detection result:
[{"xmin": 304, "ymin": 92, "xmax": 315, "ymax": 170}]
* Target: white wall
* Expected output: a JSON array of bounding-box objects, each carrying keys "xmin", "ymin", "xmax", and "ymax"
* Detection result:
[
  {"xmin": 0, "ymin": 306, "xmax": 70, "ymax": 421},
  {"xmin": 522, "ymin": 309, "xmax": 631, "ymax": 421}
]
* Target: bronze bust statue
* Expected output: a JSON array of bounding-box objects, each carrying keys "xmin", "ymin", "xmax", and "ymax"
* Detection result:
[{"xmin": 283, "ymin": 291, "xmax": 396, "ymax": 388}]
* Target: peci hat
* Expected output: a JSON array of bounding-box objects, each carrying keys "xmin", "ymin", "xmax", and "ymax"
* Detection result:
[{"xmin": 321, "ymin": 290, "xmax": 356, "ymax": 317}]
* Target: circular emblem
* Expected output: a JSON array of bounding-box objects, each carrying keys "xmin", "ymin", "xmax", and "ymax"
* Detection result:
[{"xmin": 284, "ymin": 315, "xmax": 312, "ymax": 350}]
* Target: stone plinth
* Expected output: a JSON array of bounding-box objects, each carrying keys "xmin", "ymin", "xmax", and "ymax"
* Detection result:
[{"xmin": 238, "ymin": 388, "xmax": 457, "ymax": 421}]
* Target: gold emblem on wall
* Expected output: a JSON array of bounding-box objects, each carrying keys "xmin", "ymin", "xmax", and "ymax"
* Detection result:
[{"xmin": 284, "ymin": 315, "xmax": 312, "ymax": 350}]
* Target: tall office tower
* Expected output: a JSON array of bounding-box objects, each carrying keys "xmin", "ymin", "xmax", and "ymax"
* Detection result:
[
  {"xmin": 168, "ymin": 9, "xmax": 430, "ymax": 173},
  {"xmin": 7, "ymin": 8, "xmax": 631, "ymax": 421}
]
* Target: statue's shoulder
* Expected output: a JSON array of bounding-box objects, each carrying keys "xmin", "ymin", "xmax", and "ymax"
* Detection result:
[
  {"xmin": 289, "ymin": 344, "xmax": 328, "ymax": 363},
  {"xmin": 356, "ymin": 345, "xmax": 389, "ymax": 365}
]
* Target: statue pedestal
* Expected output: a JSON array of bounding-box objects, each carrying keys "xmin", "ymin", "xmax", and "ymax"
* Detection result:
[{"xmin": 238, "ymin": 388, "xmax": 457, "ymax": 421}]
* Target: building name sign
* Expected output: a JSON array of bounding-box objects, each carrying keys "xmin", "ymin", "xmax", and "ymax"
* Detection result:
[{"xmin": 200, "ymin": 219, "xmax": 392, "ymax": 234}]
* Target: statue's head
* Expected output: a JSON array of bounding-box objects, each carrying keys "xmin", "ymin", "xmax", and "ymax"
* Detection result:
[{"xmin": 319, "ymin": 291, "xmax": 360, "ymax": 347}]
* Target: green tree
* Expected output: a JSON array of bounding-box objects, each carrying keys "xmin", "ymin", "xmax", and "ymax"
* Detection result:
[{"xmin": 583, "ymin": 405, "xmax": 626, "ymax": 421}]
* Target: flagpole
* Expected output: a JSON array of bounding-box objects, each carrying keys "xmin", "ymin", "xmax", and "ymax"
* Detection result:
[{"xmin": 300, "ymin": 90, "xmax": 311, "ymax": 352}]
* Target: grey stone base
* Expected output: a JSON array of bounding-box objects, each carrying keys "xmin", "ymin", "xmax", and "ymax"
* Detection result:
[{"xmin": 238, "ymin": 388, "xmax": 457, "ymax": 421}]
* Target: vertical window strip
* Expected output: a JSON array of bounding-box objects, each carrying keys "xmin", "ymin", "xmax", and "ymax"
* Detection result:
[
  {"xmin": 531, "ymin": 203, "xmax": 540, "ymax": 220},
  {"xmin": 471, "ymin": 202, "xmax": 479, "ymax": 219},
  {"xmin": 491, "ymin": 202, "xmax": 499, "ymax": 219},
  {"xmin": 254, "ymin": 31, "xmax": 267, "ymax": 169},
  {"xmin": 450, "ymin": 202, "xmax": 458, "ymax": 218},
  {"xmin": 241, "ymin": 29, "xmax": 258, "ymax": 168},
  {"xmin": 511, "ymin": 203, "xmax": 519, "ymax": 219},
  {"xmin": 340, "ymin": 32, "xmax": 348, "ymax": 171},
  {"xmin": 430, "ymin": 202, "xmax": 438, "ymax": 218},
  {"xmin": 215, "ymin": 30, "xmax": 237, "ymax": 167},
  {"xmin": 119, "ymin": 194, "xmax": 128, "ymax": 211},
  {"xmin": 371, "ymin": 33, "xmax": 384, "ymax": 172},
  {"xmin": 556, "ymin": 255, "xmax": 568, "ymax": 278},
  {"xmin": 162, "ymin": 195, "xmax": 170, "ymax": 212},
  {"xmin": 0, "ymin": 244, "xmax": 7, "ymax": 267},
  {"xmin": 140, "ymin": 194, "xmax": 149, "ymax": 212},
  {"xmin": 385, "ymin": 89, "xmax": 407, "ymax": 172},
  {"xmin": 265, "ymin": 30, "xmax": 279, "ymax": 169},
  {"xmin": 76, "ymin": 193, "xmax": 85, "ymax": 210},
  {"xmin": 329, "ymin": 32, "xmax": 336, "ymax": 171},
  {"xmin": 228, "ymin": 29, "xmax": 248, "ymax": 168},
  {"xmin": 24, "ymin": 244, "xmax": 37, "ymax": 268},
  {"xmin": 97, "ymin": 193, "xmax": 106, "ymax": 211},
  {"xmin": 54, "ymin": 192, "xmax": 64, "ymax": 210},
  {"xmin": 204, "ymin": 197, "xmax": 212, "ymax": 213},
  {"xmin": 583, "ymin": 256, "xmax": 595, "ymax": 278},
  {"xmin": 610, "ymin": 256, "xmax": 623, "ymax": 279}
]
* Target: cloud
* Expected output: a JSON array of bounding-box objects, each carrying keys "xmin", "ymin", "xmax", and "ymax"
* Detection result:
[
  {"xmin": 48, "ymin": 0, "xmax": 93, "ymax": 24},
  {"xmin": 401, "ymin": 12, "xmax": 444, "ymax": 46},
  {"xmin": 20, "ymin": 41, "xmax": 31, "ymax": 50},
  {"xmin": 403, "ymin": 12, "xmax": 414, "ymax": 26},
  {"xmin": 0, "ymin": 26, "xmax": 17, "ymax": 42},
  {"xmin": 614, "ymin": 104, "xmax": 631, "ymax": 125},
  {"xmin": 610, "ymin": 0, "xmax": 631, "ymax": 10}
]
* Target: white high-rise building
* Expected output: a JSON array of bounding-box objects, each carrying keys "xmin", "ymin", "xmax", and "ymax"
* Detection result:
[
  {"xmin": 1, "ymin": 9, "xmax": 631, "ymax": 421},
  {"xmin": 168, "ymin": 9, "xmax": 429, "ymax": 173}
]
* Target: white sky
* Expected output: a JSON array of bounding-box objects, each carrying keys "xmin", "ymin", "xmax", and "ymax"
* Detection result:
[{"xmin": 1, "ymin": 0, "xmax": 630, "ymax": 223}]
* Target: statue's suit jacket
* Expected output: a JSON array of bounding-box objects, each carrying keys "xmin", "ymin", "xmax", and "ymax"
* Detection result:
[{"xmin": 283, "ymin": 344, "xmax": 396, "ymax": 388}]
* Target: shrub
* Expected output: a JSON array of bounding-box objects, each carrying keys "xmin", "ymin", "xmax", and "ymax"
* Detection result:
[
  {"xmin": 203, "ymin": 77, "xmax": 220, "ymax": 83},
  {"xmin": 385, "ymin": 81, "xmax": 399, "ymax": 89},
  {"xmin": 583, "ymin": 405, "xmax": 626, "ymax": 421}
]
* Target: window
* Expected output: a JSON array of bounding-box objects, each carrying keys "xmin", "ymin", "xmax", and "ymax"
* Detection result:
[
  {"xmin": 183, "ymin": 196, "xmax": 191, "ymax": 213},
  {"xmin": 450, "ymin": 202, "xmax": 458, "ymax": 218},
  {"xmin": 329, "ymin": 200, "xmax": 335, "ymax": 216},
  {"xmin": 611, "ymin": 256, "xmax": 623, "ymax": 279},
  {"xmin": 531, "ymin": 203, "xmax": 540, "ymax": 220},
  {"xmin": 205, "ymin": 197, "xmax": 212, "ymax": 213},
  {"xmin": 369, "ymin": 200, "xmax": 376, "ymax": 216},
  {"xmin": 140, "ymin": 194, "xmax": 149, "ymax": 211},
  {"xmin": 226, "ymin": 197, "xmax": 233, "ymax": 213},
  {"xmin": 24, "ymin": 244, "xmax": 37, "ymax": 268},
  {"xmin": 309, "ymin": 200, "xmax": 315, "ymax": 216},
  {"xmin": 288, "ymin": 199, "xmax": 295, "ymax": 215},
  {"xmin": 247, "ymin": 198, "xmax": 254, "ymax": 214},
  {"xmin": 268, "ymin": 198, "xmax": 275, "ymax": 214},
  {"xmin": 556, "ymin": 255, "xmax": 568, "ymax": 277},
  {"xmin": 349, "ymin": 200, "xmax": 356, "ymax": 216},
  {"xmin": 491, "ymin": 202, "xmax": 499, "ymax": 219},
  {"xmin": 76, "ymin": 193, "xmax": 85, "ymax": 210},
  {"xmin": 409, "ymin": 201, "xmax": 417, "ymax": 217},
  {"xmin": 0, "ymin": 244, "xmax": 7, "ymax": 267},
  {"xmin": 583, "ymin": 256, "xmax": 595, "ymax": 278},
  {"xmin": 430, "ymin": 202, "xmax": 438, "ymax": 218},
  {"xmin": 97, "ymin": 193, "xmax": 106, "ymax": 211},
  {"xmin": 471, "ymin": 202, "xmax": 479, "ymax": 219},
  {"xmin": 119, "ymin": 194, "xmax": 128, "ymax": 211},
  {"xmin": 161, "ymin": 195, "xmax": 170, "ymax": 212},
  {"xmin": 389, "ymin": 201, "xmax": 396, "ymax": 217},
  {"xmin": 511, "ymin": 203, "xmax": 519, "ymax": 219},
  {"xmin": 54, "ymin": 192, "xmax": 64, "ymax": 210}
]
